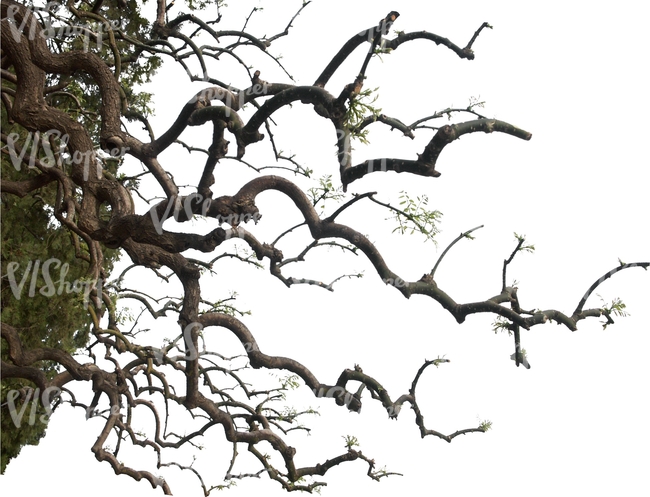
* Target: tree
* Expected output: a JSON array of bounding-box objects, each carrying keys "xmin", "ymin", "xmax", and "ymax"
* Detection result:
[
  {"xmin": 0, "ymin": 75, "xmax": 123, "ymax": 471},
  {"xmin": 1, "ymin": 1, "xmax": 648, "ymax": 495}
]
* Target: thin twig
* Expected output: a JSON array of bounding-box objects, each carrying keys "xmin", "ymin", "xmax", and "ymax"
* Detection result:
[{"xmin": 431, "ymin": 225, "xmax": 484, "ymax": 278}]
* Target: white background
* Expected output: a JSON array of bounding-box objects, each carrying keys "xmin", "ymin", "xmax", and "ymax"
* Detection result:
[{"xmin": 2, "ymin": 1, "xmax": 649, "ymax": 496}]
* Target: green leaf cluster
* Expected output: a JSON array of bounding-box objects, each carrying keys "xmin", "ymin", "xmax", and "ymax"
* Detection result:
[
  {"xmin": 307, "ymin": 175, "xmax": 345, "ymax": 212},
  {"xmin": 390, "ymin": 191, "xmax": 442, "ymax": 244},
  {"xmin": 344, "ymin": 87, "xmax": 381, "ymax": 144},
  {"xmin": 0, "ymin": 108, "xmax": 120, "ymax": 474}
]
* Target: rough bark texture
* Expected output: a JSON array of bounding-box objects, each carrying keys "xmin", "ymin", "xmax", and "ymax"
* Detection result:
[{"xmin": 1, "ymin": 1, "xmax": 647, "ymax": 494}]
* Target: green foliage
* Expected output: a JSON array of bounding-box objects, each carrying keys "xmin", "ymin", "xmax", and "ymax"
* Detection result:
[
  {"xmin": 374, "ymin": 46, "xmax": 392, "ymax": 55},
  {"xmin": 0, "ymin": 104, "xmax": 120, "ymax": 474},
  {"xmin": 492, "ymin": 317, "xmax": 512, "ymax": 335},
  {"xmin": 0, "ymin": 187, "xmax": 93, "ymax": 471},
  {"xmin": 43, "ymin": 0, "xmax": 161, "ymax": 136},
  {"xmin": 513, "ymin": 232, "xmax": 535, "ymax": 253},
  {"xmin": 479, "ymin": 420, "xmax": 493, "ymax": 432},
  {"xmin": 430, "ymin": 355, "xmax": 449, "ymax": 367},
  {"xmin": 389, "ymin": 191, "xmax": 442, "ymax": 244},
  {"xmin": 185, "ymin": 0, "xmax": 227, "ymax": 10},
  {"xmin": 279, "ymin": 374, "xmax": 301, "ymax": 390},
  {"xmin": 307, "ymin": 175, "xmax": 345, "ymax": 212},
  {"xmin": 344, "ymin": 87, "xmax": 381, "ymax": 144},
  {"xmin": 205, "ymin": 291, "xmax": 251, "ymax": 317},
  {"xmin": 607, "ymin": 297, "xmax": 628, "ymax": 317},
  {"xmin": 599, "ymin": 296, "xmax": 629, "ymax": 329},
  {"xmin": 0, "ymin": 388, "xmax": 54, "ymax": 473},
  {"xmin": 342, "ymin": 434, "xmax": 359, "ymax": 449},
  {"xmin": 1, "ymin": 168, "xmax": 95, "ymax": 350}
]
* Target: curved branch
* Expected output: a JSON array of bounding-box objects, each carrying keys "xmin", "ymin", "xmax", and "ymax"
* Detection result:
[
  {"xmin": 341, "ymin": 119, "xmax": 531, "ymax": 188},
  {"xmin": 314, "ymin": 20, "xmax": 491, "ymax": 87},
  {"xmin": 572, "ymin": 262, "xmax": 649, "ymax": 316},
  {"xmin": 241, "ymin": 86, "xmax": 337, "ymax": 144},
  {"xmin": 385, "ymin": 22, "xmax": 492, "ymax": 60}
]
